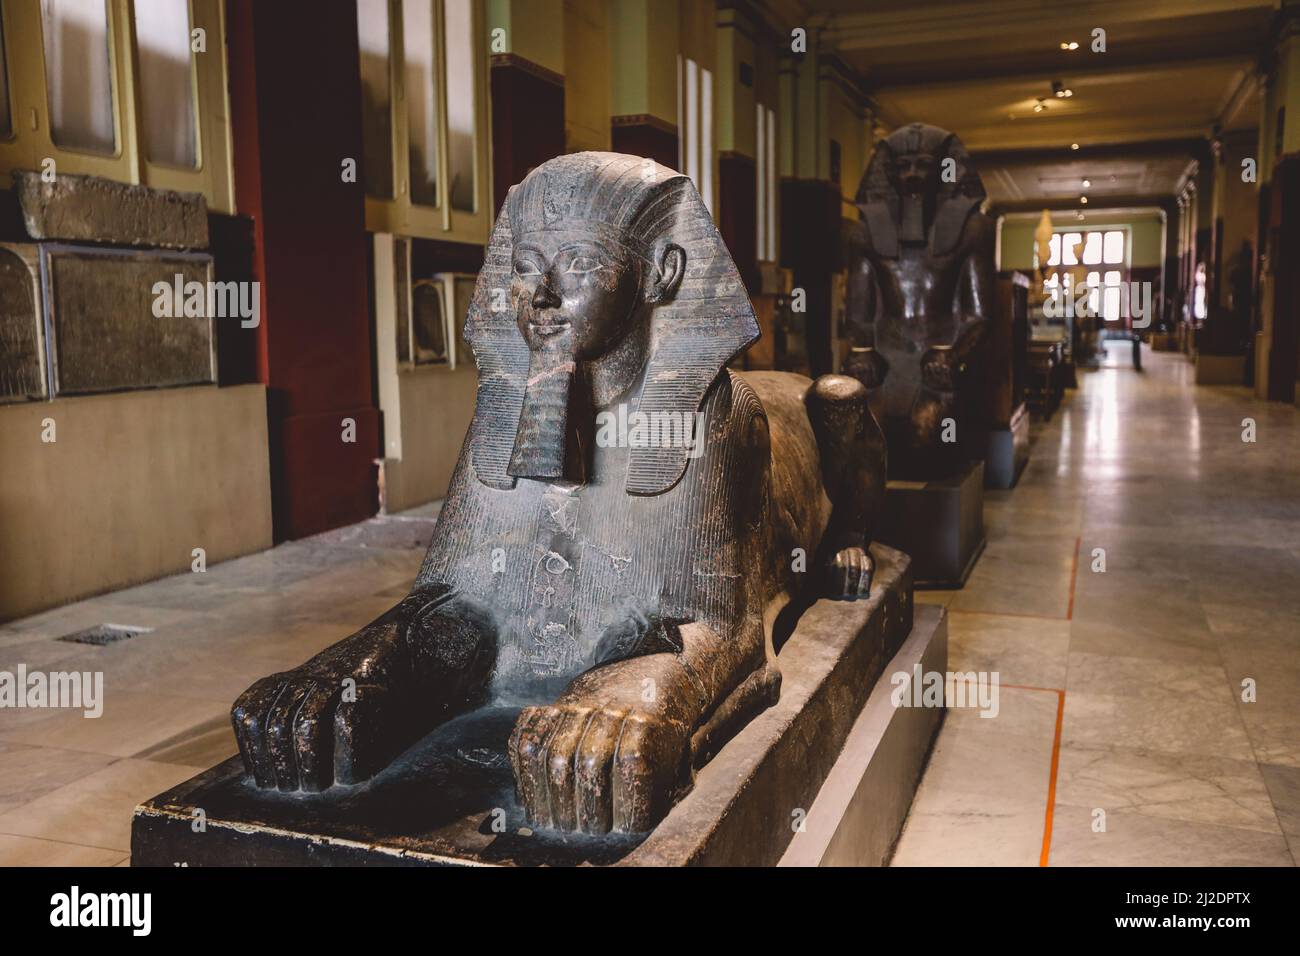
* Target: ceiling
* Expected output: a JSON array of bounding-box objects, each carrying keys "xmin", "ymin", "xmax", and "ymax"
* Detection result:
[{"xmin": 806, "ymin": 0, "xmax": 1278, "ymax": 208}]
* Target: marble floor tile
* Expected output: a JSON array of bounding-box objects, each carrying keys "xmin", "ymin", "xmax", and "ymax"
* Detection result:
[
  {"xmin": 0, "ymin": 758, "xmax": 204, "ymax": 852},
  {"xmin": 1065, "ymin": 651, "xmax": 1233, "ymax": 699},
  {"xmin": 947, "ymin": 612, "xmax": 1070, "ymax": 689},
  {"xmin": 1061, "ymin": 689, "xmax": 1255, "ymax": 762},
  {"xmin": 0, "ymin": 743, "xmax": 117, "ymax": 815},
  {"xmin": 0, "ymin": 691, "xmax": 230, "ymax": 759},
  {"xmin": 1056, "ymin": 744, "xmax": 1281, "ymax": 834},
  {"xmin": 891, "ymin": 786, "xmax": 1047, "ymax": 866},
  {"xmin": 1046, "ymin": 805, "xmax": 1293, "ymax": 867},
  {"xmin": 1068, "ymin": 618, "xmax": 1221, "ymax": 666},
  {"xmin": 1259, "ymin": 765, "xmax": 1300, "ymax": 862},
  {"xmin": 0, "ymin": 834, "xmax": 128, "ymax": 866}
]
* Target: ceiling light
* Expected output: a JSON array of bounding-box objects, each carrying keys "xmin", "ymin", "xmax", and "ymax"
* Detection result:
[
  {"xmin": 1080, "ymin": 196, "xmax": 1089, "ymax": 204},
  {"xmin": 1051, "ymin": 80, "xmax": 1073, "ymax": 99},
  {"xmin": 1060, "ymin": 41, "xmax": 1079, "ymax": 51},
  {"xmin": 1034, "ymin": 100, "xmax": 1046, "ymax": 113},
  {"xmin": 1071, "ymin": 143, "xmax": 1080, "ymax": 150},
  {"xmin": 1082, "ymin": 179, "xmax": 1091, "ymax": 188}
]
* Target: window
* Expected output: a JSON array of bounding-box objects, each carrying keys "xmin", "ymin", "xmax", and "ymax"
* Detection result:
[
  {"xmin": 0, "ymin": 17, "xmax": 12, "ymax": 138},
  {"xmin": 0, "ymin": 1, "xmax": 232, "ymax": 211},
  {"xmin": 42, "ymin": 0, "xmax": 116, "ymax": 154},
  {"xmin": 135, "ymin": 0, "xmax": 198, "ymax": 169},
  {"xmin": 755, "ymin": 102, "xmax": 776, "ymax": 262},
  {"xmin": 1044, "ymin": 228, "xmax": 1127, "ymax": 321},
  {"xmin": 677, "ymin": 54, "xmax": 714, "ymax": 214},
  {"xmin": 358, "ymin": 0, "xmax": 491, "ymax": 242}
]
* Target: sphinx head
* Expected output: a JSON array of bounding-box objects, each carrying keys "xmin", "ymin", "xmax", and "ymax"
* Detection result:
[{"xmin": 465, "ymin": 152, "xmax": 757, "ymax": 492}]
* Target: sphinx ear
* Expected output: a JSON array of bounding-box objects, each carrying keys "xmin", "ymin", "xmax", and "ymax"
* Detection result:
[{"xmin": 646, "ymin": 243, "xmax": 686, "ymax": 303}]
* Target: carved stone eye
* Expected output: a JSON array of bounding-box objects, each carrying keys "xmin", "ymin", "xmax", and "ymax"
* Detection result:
[
  {"xmin": 513, "ymin": 259, "xmax": 541, "ymax": 277},
  {"xmin": 566, "ymin": 256, "xmax": 601, "ymax": 275}
]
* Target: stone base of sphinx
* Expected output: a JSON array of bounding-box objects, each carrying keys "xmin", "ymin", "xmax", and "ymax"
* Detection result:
[
  {"xmin": 130, "ymin": 546, "xmax": 926, "ymax": 867},
  {"xmin": 879, "ymin": 459, "xmax": 986, "ymax": 588},
  {"xmin": 983, "ymin": 403, "xmax": 1030, "ymax": 490},
  {"xmin": 780, "ymin": 600, "xmax": 946, "ymax": 866}
]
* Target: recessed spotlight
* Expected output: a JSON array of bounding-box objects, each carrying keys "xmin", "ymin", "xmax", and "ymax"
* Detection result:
[
  {"xmin": 1060, "ymin": 41, "xmax": 1079, "ymax": 51},
  {"xmin": 1034, "ymin": 100, "xmax": 1046, "ymax": 113},
  {"xmin": 1080, "ymin": 196, "xmax": 1089, "ymax": 204},
  {"xmin": 1082, "ymin": 179, "xmax": 1091, "ymax": 188},
  {"xmin": 1071, "ymin": 143, "xmax": 1080, "ymax": 150}
]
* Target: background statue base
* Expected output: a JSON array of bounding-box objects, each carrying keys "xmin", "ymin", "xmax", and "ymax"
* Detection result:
[
  {"xmin": 131, "ymin": 548, "xmax": 922, "ymax": 867},
  {"xmin": 878, "ymin": 460, "xmax": 986, "ymax": 588},
  {"xmin": 983, "ymin": 402, "xmax": 1030, "ymax": 490}
]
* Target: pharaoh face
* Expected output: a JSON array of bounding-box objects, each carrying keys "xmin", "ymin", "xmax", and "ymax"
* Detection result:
[
  {"xmin": 895, "ymin": 150, "xmax": 936, "ymax": 198},
  {"xmin": 511, "ymin": 228, "xmax": 645, "ymax": 361}
]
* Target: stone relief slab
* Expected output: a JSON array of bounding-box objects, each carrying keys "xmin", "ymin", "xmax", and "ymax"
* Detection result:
[
  {"xmin": 0, "ymin": 243, "xmax": 46, "ymax": 403},
  {"xmin": 14, "ymin": 171, "xmax": 209, "ymax": 250},
  {"xmin": 42, "ymin": 244, "xmax": 217, "ymax": 395}
]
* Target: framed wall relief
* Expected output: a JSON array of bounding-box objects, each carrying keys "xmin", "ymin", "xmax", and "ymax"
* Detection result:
[{"xmin": 39, "ymin": 244, "xmax": 217, "ymax": 396}]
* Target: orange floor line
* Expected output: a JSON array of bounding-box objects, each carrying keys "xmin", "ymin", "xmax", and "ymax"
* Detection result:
[
  {"xmin": 1000, "ymin": 684, "xmax": 1067, "ymax": 867},
  {"xmin": 1066, "ymin": 535, "xmax": 1081, "ymax": 619}
]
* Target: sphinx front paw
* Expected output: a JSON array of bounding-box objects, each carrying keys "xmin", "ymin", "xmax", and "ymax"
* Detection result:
[
  {"xmin": 828, "ymin": 545, "xmax": 875, "ymax": 598},
  {"xmin": 509, "ymin": 700, "xmax": 691, "ymax": 835}
]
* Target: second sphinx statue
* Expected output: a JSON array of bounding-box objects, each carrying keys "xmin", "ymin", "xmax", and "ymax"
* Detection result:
[
  {"xmin": 844, "ymin": 122, "xmax": 995, "ymax": 478},
  {"xmin": 231, "ymin": 153, "xmax": 887, "ymax": 835}
]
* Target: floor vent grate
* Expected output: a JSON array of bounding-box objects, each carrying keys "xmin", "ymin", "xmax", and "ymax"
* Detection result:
[{"xmin": 58, "ymin": 624, "xmax": 153, "ymax": 646}]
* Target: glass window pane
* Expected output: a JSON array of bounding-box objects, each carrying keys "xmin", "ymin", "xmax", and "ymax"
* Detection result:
[
  {"xmin": 684, "ymin": 58, "xmax": 698, "ymax": 186},
  {"xmin": 404, "ymin": 0, "xmax": 438, "ymax": 206},
  {"xmin": 759, "ymin": 107, "xmax": 769, "ymax": 260},
  {"xmin": 1047, "ymin": 233, "xmax": 1060, "ymax": 266},
  {"xmin": 42, "ymin": 0, "xmax": 117, "ymax": 154},
  {"xmin": 444, "ymin": 0, "xmax": 476, "ymax": 213},
  {"xmin": 1, "ymin": 17, "xmax": 12, "ymax": 138},
  {"xmin": 1104, "ymin": 286, "xmax": 1120, "ymax": 321},
  {"xmin": 358, "ymin": 0, "xmax": 393, "ymax": 198},
  {"xmin": 134, "ymin": 0, "xmax": 196, "ymax": 168},
  {"xmin": 1082, "ymin": 231, "xmax": 1102, "ymax": 264},
  {"xmin": 1103, "ymin": 229, "xmax": 1124, "ymax": 264},
  {"xmin": 1086, "ymin": 271, "xmax": 1100, "ymax": 314},
  {"xmin": 1061, "ymin": 232, "xmax": 1081, "ymax": 266},
  {"xmin": 755, "ymin": 102, "xmax": 765, "ymax": 257},
  {"xmin": 701, "ymin": 67, "xmax": 713, "ymax": 214}
]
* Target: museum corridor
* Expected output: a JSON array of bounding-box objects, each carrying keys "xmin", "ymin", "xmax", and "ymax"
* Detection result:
[{"xmin": 0, "ymin": 347, "xmax": 1293, "ymax": 866}]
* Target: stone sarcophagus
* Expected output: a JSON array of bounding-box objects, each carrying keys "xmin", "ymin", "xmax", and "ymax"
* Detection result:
[{"xmin": 133, "ymin": 153, "xmax": 925, "ymax": 864}]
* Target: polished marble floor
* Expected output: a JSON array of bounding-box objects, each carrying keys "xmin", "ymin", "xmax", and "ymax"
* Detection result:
[
  {"xmin": 0, "ymin": 347, "xmax": 1296, "ymax": 866},
  {"xmin": 893, "ymin": 346, "xmax": 1300, "ymax": 866}
]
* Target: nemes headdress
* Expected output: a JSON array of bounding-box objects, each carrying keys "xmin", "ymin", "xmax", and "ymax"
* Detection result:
[
  {"xmin": 463, "ymin": 152, "xmax": 758, "ymax": 496},
  {"xmin": 855, "ymin": 122, "xmax": 986, "ymax": 258}
]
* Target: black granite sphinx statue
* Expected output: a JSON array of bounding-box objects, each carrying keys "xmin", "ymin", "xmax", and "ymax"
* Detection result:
[
  {"xmin": 231, "ymin": 152, "xmax": 887, "ymax": 835},
  {"xmin": 844, "ymin": 122, "xmax": 995, "ymax": 478}
]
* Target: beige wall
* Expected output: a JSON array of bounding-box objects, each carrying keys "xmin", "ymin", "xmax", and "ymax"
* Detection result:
[
  {"xmin": 0, "ymin": 384, "xmax": 273, "ymax": 621},
  {"xmin": 380, "ymin": 365, "xmax": 477, "ymax": 513},
  {"xmin": 372, "ymin": 234, "xmax": 478, "ymax": 514},
  {"xmin": 564, "ymin": 0, "xmax": 612, "ymax": 152}
]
